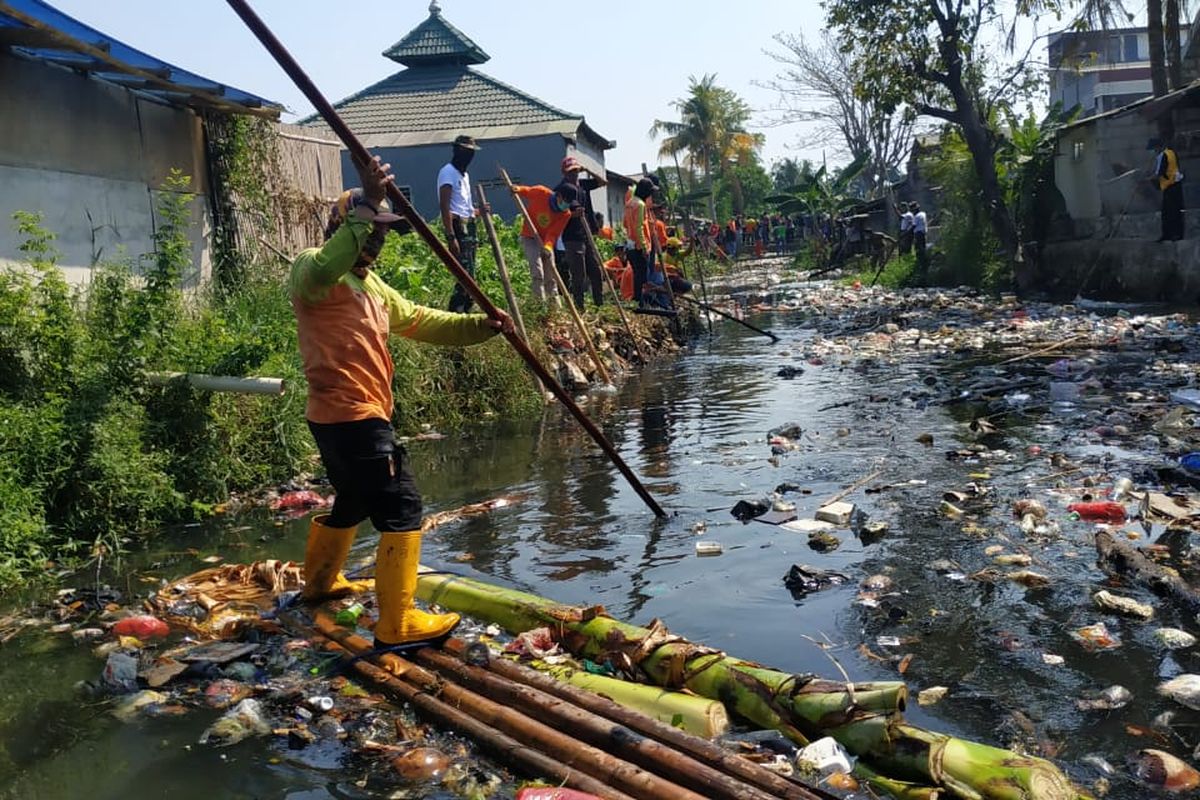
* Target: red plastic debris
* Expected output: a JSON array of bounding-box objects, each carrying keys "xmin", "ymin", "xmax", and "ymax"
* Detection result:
[
  {"xmin": 271, "ymin": 490, "xmax": 328, "ymax": 511},
  {"xmin": 111, "ymin": 615, "xmax": 170, "ymax": 639},
  {"xmin": 1067, "ymin": 501, "xmax": 1127, "ymax": 523},
  {"xmin": 517, "ymin": 789, "xmax": 603, "ymax": 800}
]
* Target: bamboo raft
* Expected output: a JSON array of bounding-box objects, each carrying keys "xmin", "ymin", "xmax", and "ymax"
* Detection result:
[
  {"xmin": 281, "ymin": 608, "xmax": 836, "ymax": 800},
  {"xmin": 157, "ymin": 556, "xmax": 1086, "ymax": 799}
]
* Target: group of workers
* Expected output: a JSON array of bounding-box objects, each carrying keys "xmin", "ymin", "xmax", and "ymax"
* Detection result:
[{"xmin": 434, "ymin": 136, "xmax": 693, "ymax": 315}]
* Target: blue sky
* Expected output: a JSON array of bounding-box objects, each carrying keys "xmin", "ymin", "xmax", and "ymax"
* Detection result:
[{"xmin": 50, "ymin": 0, "xmax": 833, "ymax": 175}]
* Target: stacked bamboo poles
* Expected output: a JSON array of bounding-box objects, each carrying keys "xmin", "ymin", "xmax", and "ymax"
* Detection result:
[
  {"xmin": 440, "ymin": 639, "xmax": 827, "ymax": 800},
  {"xmin": 531, "ymin": 658, "xmax": 728, "ymax": 737},
  {"xmin": 499, "ymin": 167, "xmax": 610, "ymax": 385},
  {"xmin": 414, "ymin": 572, "xmax": 1085, "ymax": 800},
  {"xmin": 295, "ymin": 611, "xmax": 835, "ymax": 800}
]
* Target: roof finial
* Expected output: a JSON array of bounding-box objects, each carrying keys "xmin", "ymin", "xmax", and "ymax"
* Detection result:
[{"xmin": 429, "ymin": 0, "xmax": 441, "ymax": 14}]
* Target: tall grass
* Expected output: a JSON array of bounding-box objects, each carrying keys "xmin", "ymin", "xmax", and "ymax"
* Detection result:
[{"xmin": 0, "ymin": 176, "xmax": 546, "ymax": 591}]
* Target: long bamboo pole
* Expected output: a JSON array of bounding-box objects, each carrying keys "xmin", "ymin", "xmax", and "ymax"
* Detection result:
[
  {"xmin": 441, "ymin": 640, "xmax": 834, "ymax": 800},
  {"xmin": 474, "ymin": 183, "xmax": 543, "ymax": 394},
  {"xmin": 224, "ymin": 0, "xmax": 664, "ymax": 518},
  {"xmin": 670, "ymin": 152, "xmax": 713, "ymax": 334},
  {"xmin": 310, "ymin": 613, "xmax": 702, "ymax": 800},
  {"xmin": 286, "ymin": 614, "xmax": 638, "ymax": 800},
  {"xmin": 474, "ymin": 184, "xmax": 529, "ymax": 344},
  {"xmin": 675, "ymin": 294, "xmax": 780, "ymax": 341},
  {"xmin": 499, "ymin": 167, "xmax": 610, "ymax": 385},
  {"xmin": 580, "ymin": 214, "xmax": 645, "ymax": 365},
  {"xmin": 413, "ymin": 646, "xmax": 784, "ymax": 800}
]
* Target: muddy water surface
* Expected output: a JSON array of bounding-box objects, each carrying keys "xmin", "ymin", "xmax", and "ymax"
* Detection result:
[{"xmin": 2, "ymin": 278, "xmax": 1195, "ymax": 799}]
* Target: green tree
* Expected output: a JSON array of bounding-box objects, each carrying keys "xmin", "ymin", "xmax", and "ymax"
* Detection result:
[
  {"xmin": 824, "ymin": 0, "xmax": 1057, "ymax": 289},
  {"xmin": 650, "ymin": 74, "xmax": 765, "ymax": 218},
  {"xmin": 770, "ymin": 157, "xmax": 814, "ymax": 192},
  {"xmin": 716, "ymin": 158, "xmax": 773, "ymax": 219}
]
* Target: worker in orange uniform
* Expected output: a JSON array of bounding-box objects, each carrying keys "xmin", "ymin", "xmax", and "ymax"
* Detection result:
[
  {"xmin": 1149, "ymin": 137, "xmax": 1185, "ymax": 242},
  {"xmin": 603, "ymin": 244, "xmax": 635, "ymax": 300},
  {"xmin": 512, "ymin": 182, "xmax": 582, "ymax": 307},
  {"xmin": 292, "ymin": 155, "xmax": 513, "ymax": 650},
  {"xmin": 595, "ymin": 212, "xmax": 615, "ymax": 241}
]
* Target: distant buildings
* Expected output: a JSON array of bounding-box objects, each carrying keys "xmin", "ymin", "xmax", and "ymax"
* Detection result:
[
  {"xmin": 0, "ymin": 0, "xmax": 285, "ymax": 284},
  {"xmin": 1048, "ymin": 28, "xmax": 1159, "ymax": 115},
  {"xmin": 302, "ymin": 1, "xmax": 614, "ymax": 222}
]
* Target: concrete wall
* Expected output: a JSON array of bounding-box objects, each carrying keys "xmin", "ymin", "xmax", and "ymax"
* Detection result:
[
  {"xmin": 341, "ymin": 134, "xmax": 580, "ymax": 226},
  {"xmin": 1053, "ymin": 106, "xmax": 1200, "ymax": 228},
  {"xmin": 1042, "ymin": 237, "xmax": 1200, "ymax": 300},
  {"xmin": 0, "ymin": 52, "xmax": 212, "ymax": 287}
]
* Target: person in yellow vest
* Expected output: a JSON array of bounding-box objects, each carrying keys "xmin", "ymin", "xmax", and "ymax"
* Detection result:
[
  {"xmin": 1149, "ymin": 137, "xmax": 1185, "ymax": 242},
  {"xmin": 291, "ymin": 155, "xmax": 513, "ymax": 650}
]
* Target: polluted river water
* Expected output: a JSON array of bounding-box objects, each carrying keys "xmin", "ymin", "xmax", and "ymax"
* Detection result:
[{"xmin": 4, "ymin": 270, "xmax": 1200, "ymax": 799}]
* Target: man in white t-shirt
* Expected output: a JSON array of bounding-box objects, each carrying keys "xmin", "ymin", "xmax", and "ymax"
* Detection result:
[
  {"xmin": 911, "ymin": 201, "xmax": 929, "ymax": 275},
  {"xmin": 894, "ymin": 201, "xmax": 914, "ymax": 254},
  {"xmin": 438, "ymin": 135, "xmax": 481, "ymax": 312}
]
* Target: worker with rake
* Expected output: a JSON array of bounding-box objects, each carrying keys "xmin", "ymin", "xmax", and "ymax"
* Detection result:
[{"xmin": 290, "ymin": 154, "xmax": 513, "ymax": 647}]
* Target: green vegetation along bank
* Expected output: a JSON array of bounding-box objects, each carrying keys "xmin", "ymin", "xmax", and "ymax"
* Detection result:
[{"xmin": 0, "ymin": 177, "xmax": 688, "ymax": 592}]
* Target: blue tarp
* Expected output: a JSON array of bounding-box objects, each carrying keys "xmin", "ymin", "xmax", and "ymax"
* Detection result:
[{"xmin": 0, "ymin": 0, "xmax": 279, "ymax": 115}]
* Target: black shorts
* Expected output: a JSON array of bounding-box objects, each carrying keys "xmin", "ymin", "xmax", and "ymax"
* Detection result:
[{"xmin": 308, "ymin": 418, "xmax": 423, "ymax": 532}]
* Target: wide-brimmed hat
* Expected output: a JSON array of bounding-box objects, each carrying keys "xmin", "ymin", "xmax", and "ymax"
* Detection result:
[
  {"xmin": 453, "ymin": 134, "xmax": 481, "ymax": 150},
  {"xmin": 561, "ymin": 156, "xmax": 583, "ymax": 173},
  {"xmin": 325, "ymin": 189, "xmax": 405, "ymax": 240}
]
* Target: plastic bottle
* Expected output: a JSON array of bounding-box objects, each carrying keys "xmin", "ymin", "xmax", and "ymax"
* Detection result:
[
  {"xmin": 335, "ymin": 603, "xmax": 365, "ymax": 626},
  {"xmin": 1067, "ymin": 501, "xmax": 1127, "ymax": 523}
]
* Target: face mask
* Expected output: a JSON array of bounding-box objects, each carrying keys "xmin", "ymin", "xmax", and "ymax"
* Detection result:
[
  {"xmin": 553, "ymin": 196, "xmax": 571, "ymax": 213},
  {"xmin": 451, "ymin": 147, "xmax": 474, "ymax": 171}
]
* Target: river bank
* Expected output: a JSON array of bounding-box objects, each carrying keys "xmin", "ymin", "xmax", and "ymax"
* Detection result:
[
  {"xmin": 4, "ymin": 268, "xmax": 1200, "ymax": 798},
  {"xmin": 0, "ymin": 202, "xmax": 700, "ymax": 591}
]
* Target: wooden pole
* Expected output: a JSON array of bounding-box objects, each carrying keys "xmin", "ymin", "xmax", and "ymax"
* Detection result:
[
  {"xmin": 440, "ymin": 639, "xmax": 833, "ymax": 800},
  {"xmin": 499, "ymin": 167, "xmax": 611, "ymax": 385},
  {"xmin": 311, "ymin": 613, "xmax": 703, "ymax": 800},
  {"xmin": 414, "ymin": 646, "xmax": 792, "ymax": 800},
  {"xmin": 675, "ymin": 294, "xmax": 779, "ymax": 342},
  {"xmin": 288, "ymin": 615, "xmax": 638, "ymax": 800},
  {"xmin": 670, "ymin": 152, "xmax": 713, "ymax": 334},
  {"xmin": 580, "ymin": 215, "xmax": 645, "ymax": 365},
  {"xmin": 474, "ymin": 183, "xmax": 529, "ymax": 344},
  {"xmin": 224, "ymin": 0, "xmax": 664, "ymax": 517},
  {"xmin": 473, "ymin": 184, "xmax": 544, "ymax": 393}
]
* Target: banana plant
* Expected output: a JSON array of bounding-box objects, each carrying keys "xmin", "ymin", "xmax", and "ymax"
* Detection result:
[{"xmin": 765, "ymin": 152, "xmax": 870, "ymax": 267}]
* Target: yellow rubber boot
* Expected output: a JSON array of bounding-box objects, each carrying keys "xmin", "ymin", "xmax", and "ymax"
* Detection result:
[
  {"xmin": 301, "ymin": 515, "xmax": 373, "ymax": 601},
  {"xmin": 373, "ymin": 530, "xmax": 460, "ymax": 648}
]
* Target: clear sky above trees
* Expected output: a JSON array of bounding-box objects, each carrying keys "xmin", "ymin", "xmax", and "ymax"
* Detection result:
[{"xmin": 50, "ymin": 0, "xmax": 830, "ymax": 174}]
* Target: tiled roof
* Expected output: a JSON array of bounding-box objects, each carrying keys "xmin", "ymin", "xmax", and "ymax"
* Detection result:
[
  {"xmin": 382, "ymin": 4, "xmax": 488, "ymax": 67},
  {"xmin": 304, "ymin": 65, "xmax": 580, "ymax": 140}
]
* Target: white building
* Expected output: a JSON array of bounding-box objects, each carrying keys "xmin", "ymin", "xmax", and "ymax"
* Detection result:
[{"xmin": 1048, "ymin": 28, "xmax": 1155, "ymax": 115}]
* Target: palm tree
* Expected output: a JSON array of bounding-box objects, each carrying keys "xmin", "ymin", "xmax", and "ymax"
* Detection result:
[{"xmin": 650, "ymin": 74, "xmax": 763, "ymax": 218}]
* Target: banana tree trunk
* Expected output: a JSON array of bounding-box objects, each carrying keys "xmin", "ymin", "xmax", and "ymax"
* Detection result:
[{"xmin": 415, "ymin": 571, "xmax": 1084, "ymax": 800}]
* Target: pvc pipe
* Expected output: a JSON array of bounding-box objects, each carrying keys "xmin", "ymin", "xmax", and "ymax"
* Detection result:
[{"xmin": 146, "ymin": 372, "xmax": 285, "ymax": 395}]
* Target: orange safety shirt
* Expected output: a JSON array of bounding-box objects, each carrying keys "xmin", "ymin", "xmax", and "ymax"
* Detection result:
[
  {"xmin": 624, "ymin": 195, "xmax": 651, "ymax": 250},
  {"xmin": 514, "ymin": 185, "xmax": 572, "ymax": 248},
  {"xmin": 291, "ymin": 213, "xmax": 497, "ymax": 424}
]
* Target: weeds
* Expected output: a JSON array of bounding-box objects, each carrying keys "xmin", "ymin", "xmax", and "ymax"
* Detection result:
[{"xmin": 0, "ymin": 189, "xmax": 549, "ymax": 592}]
